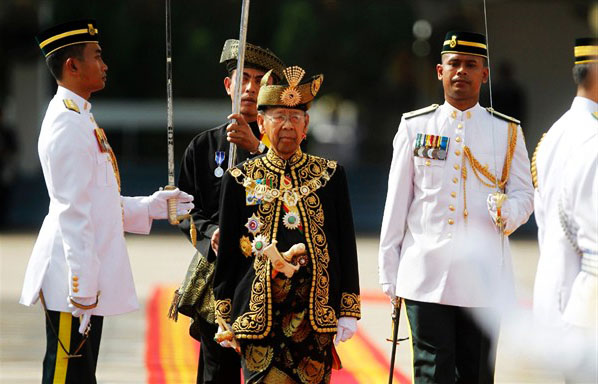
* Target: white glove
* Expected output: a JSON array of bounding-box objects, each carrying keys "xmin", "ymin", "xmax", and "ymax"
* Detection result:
[
  {"xmin": 216, "ymin": 324, "xmax": 234, "ymax": 349},
  {"xmin": 144, "ymin": 188, "xmax": 194, "ymax": 220},
  {"xmin": 334, "ymin": 316, "xmax": 357, "ymax": 345},
  {"xmin": 381, "ymin": 283, "xmax": 396, "ymax": 300},
  {"xmin": 486, "ymin": 193, "xmax": 510, "ymax": 226},
  {"xmin": 67, "ymin": 296, "xmax": 95, "ymax": 334}
]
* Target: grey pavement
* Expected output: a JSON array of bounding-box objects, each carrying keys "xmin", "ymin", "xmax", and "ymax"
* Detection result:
[{"xmin": 1, "ymin": 233, "xmax": 568, "ymax": 383}]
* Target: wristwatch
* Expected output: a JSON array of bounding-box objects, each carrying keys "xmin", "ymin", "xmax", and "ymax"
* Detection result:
[{"xmin": 251, "ymin": 142, "xmax": 266, "ymax": 155}]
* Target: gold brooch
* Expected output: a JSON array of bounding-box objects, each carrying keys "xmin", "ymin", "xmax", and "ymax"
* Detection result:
[
  {"xmin": 239, "ymin": 236, "xmax": 253, "ymax": 257},
  {"xmin": 449, "ymin": 35, "xmax": 457, "ymax": 48},
  {"xmin": 230, "ymin": 168, "xmax": 242, "ymax": 178},
  {"xmin": 280, "ymin": 66, "xmax": 305, "ymax": 107}
]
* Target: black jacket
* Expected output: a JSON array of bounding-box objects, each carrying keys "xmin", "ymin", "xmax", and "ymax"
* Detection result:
[
  {"xmin": 213, "ymin": 149, "xmax": 361, "ymax": 340},
  {"xmin": 178, "ymin": 121, "xmax": 262, "ymax": 260}
]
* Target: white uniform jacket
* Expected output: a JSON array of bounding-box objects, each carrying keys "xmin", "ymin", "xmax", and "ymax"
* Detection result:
[
  {"xmin": 379, "ymin": 102, "xmax": 534, "ymax": 307},
  {"xmin": 20, "ymin": 86, "xmax": 153, "ymax": 316},
  {"xmin": 533, "ymin": 97, "xmax": 598, "ymax": 326},
  {"xmin": 561, "ymin": 135, "xmax": 598, "ymax": 328}
]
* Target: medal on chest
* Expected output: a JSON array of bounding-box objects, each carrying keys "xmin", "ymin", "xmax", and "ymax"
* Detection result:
[
  {"xmin": 280, "ymin": 175, "xmax": 304, "ymax": 233},
  {"xmin": 413, "ymin": 133, "xmax": 450, "ymax": 160},
  {"xmin": 214, "ymin": 151, "xmax": 225, "ymax": 178}
]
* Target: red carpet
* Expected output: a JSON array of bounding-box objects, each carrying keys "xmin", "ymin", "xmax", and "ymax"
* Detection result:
[{"xmin": 146, "ymin": 286, "xmax": 410, "ymax": 383}]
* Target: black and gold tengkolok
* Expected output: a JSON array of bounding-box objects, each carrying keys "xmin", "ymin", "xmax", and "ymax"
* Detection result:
[
  {"xmin": 574, "ymin": 37, "xmax": 598, "ymax": 65},
  {"xmin": 220, "ymin": 39, "xmax": 286, "ymax": 83},
  {"xmin": 441, "ymin": 31, "xmax": 488, "ymax": 58},
  {"xmin": 36, "ymin": 19, "xmax": 99, "ymax": 58},
  {"xmin": 257, "ymin": 66, "xmax": 324, "ymax": 111}
]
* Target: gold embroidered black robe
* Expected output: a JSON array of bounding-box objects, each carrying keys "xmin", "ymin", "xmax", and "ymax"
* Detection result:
[{"xmin": 213, "ymin": 149, "xmax": 361, "ymax": 340}]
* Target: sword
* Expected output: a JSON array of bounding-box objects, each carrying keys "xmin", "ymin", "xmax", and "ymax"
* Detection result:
[
  {"xmin": 163, "ymin": 0, "xmax": 196, "ymax": 244},
  {"xmin": 482, "ymin": 0, "xmax": 507, "ymax": 263},
  {"xmin": 386, "ymin": 297, "xmax": 407, "ymax": 384},
  {"xmin": 227, "ymin": 0, "xmax": 251, "ymax": 169}
]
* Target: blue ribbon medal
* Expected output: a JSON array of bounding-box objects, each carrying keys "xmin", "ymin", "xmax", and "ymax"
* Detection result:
[{"xmin": 214, "ymin": 151, "xmax": 225, "ymax": 178}]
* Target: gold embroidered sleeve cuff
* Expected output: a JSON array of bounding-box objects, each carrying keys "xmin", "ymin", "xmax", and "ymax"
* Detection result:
[
  {"xmin": 340, "ymin": 292, "xmax": 361, "ymax": 319},
  {"xmin": 215, "ymin": 299, "xmax": 232, "ymax": 323}
]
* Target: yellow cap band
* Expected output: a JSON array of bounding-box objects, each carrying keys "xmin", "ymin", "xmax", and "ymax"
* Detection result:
[
  {"xmin": 39, "ymin": 28, "xmax": 91, "ymax": 49},
  {"xmin": 443, "ymin": 39, "xmax": 487, "ymax": 49},
  {"xmin": 574, "ymin": 45, "xmax": 598, "ymax": 58}
]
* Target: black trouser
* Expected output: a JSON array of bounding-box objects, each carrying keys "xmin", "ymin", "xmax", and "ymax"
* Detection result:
[
  {"xmin": 43, "ymin": 310, "xmax": 103, "ymax": 384},
  {"xmin": 194, "ymin": 316, "xmax": 241, "ymax": 384},
  {"xmin": 405, "ymin": 299, "xmax": 498, "ymax": 384}
]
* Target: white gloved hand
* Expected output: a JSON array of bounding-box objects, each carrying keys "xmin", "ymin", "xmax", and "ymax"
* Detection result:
[
  {"xmin": 334, "ymin": 316, "xmax": 357, "ymax": 345},
  {"xmin": 67, "ymin": 296, "xmax": 96, "ymax": 334},
  {"xmin": 144, "ymin": 188, "xmax": 194, "ymax": 220},
  {"xmin": 486, "ymin": 193, "xmax": 510, "ymax": 226},
  {"xmin": 381, "ymin": 283, "xmax": 396, "ymax": 300},
  {"xmin": 216, "ymin": 324, "xmax": 234, "ymax": 348}
]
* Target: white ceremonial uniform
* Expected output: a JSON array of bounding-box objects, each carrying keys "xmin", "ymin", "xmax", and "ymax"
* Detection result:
[
  {"xmin": 533, "ymin": 97, "xmax": 598, "ymax": 326},
  {"xmin": 20, "ymin": 86, "xmax": 154, "ymax": 316},
  {"xmin": 379, "ymin": 102, "xmax": 534, "ymax": 307},
  {"xmin": 560, "ymin": 134, "xmax": 598, "ymax": 328}
]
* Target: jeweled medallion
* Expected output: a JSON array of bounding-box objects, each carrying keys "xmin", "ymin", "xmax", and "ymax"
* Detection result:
[
  {"xmin": 252, "ymin": 234, "xmax": 269, "ymax": 257},
  {"xmin": 283, "ymin": 211, "xmax": 300, "ymax": 230},
  {"xmin": 245, "ymin": 213, "xmax": 263, "ymax": 235}
]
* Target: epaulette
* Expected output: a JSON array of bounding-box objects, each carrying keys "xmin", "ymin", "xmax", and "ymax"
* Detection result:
[
  {"xmin": 486, "ymin": 107, "xmax": 519, "ymax": 125},
  {"xmin": 592, "ymin": 111, "xmax": 598, "ymax": 120},
  {"xmin": 63, "ymin": 99, "xmax": 80, "ymax": 114},
  {"xmin": 403, "ymin": 104, "xmax": 439, "ymax": 119},
  {"xmin": 531, "ymin": 132, "xmax": 547, "ymax": 189}
]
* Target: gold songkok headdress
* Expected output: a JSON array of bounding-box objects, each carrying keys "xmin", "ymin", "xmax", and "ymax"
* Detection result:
[{"xmin": 257, "ymin": 66, "xmax": 323, "ymax": 111}]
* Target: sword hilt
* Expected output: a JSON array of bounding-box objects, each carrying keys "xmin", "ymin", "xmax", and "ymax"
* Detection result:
[
  {"xmin": 491, "ymin": 191, "xmax": 507, "ymax": 227},
  {"xmin": 164, "ymin": 185, "xmax": 179, "ymax": 225},
  {"xmin": 164, "ymin": 185, "xmax": 196, "ymax": 246}
]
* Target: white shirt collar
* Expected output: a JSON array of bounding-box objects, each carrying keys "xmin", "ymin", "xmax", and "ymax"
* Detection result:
[
  {"xmin": 571, "ymin": 96, "xmax": 598, "ymax": 114},
  {"xmin": 440, "ymin": 101, "xmax": 482, "ymax": 121},
  {"xmin": 55, "ymin": 85, "xmax": 92, "ymax": 113}
]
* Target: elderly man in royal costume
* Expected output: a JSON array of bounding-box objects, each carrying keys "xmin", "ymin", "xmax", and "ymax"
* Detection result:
[{"xmin": 213, "ymin": 66, "xmax": 361, "ymax": 384}]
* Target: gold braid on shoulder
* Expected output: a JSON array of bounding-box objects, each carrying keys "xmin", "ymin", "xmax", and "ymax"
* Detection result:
[
  {"xmin": 531, "ymin": 132, "xmax": 547, "ymax": 189},
  {"xmin": 460, "ymin": 122, "xmax": 518, "ymax": 218}
]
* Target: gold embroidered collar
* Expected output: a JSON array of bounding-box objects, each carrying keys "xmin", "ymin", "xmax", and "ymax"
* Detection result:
[
  {"xmin": 264, "ymin": 148, "xmax": 305, "ymax": 171},
  {"xmin": 229, "ymin": 151, "xmax": 337, "ymax": 207}
]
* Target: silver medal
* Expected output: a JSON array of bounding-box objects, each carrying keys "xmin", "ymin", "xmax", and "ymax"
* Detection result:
[{"xmin": 214, "ymin": 166, "xmax": 224, "ymax": 178}]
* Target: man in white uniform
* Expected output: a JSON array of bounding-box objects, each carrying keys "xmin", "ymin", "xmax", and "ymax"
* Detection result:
[
  {"xmin": 379, "ymin": 31, "xmax": 533, "ymax": 383},
  {"xmin": 532, "ymin": 38, "xmax": 597, "ymax": 382},
  {"xmin": 532, "ymin": 37, "xmax": 598, "ymax": 328},
  {"xmin": 20, "ymin": 19, "xmax": 194, "ymax": 383}
]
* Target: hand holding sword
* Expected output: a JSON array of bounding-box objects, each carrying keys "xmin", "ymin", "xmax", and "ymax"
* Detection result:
[{"xmin": 162, "ymin": 0, "xmax": 196, "ymax": 244}]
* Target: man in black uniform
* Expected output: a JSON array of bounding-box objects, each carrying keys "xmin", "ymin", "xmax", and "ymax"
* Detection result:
[
  {"xmin": 177, "ymin": 39, "xmax": 285, "ymax": 383},
  {"xmin": 213, "ymin": 66, "xmax": 361, "ymax": 383}
]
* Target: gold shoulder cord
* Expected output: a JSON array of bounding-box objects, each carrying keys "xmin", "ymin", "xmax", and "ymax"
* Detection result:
[
  {"xmin": 461, "ymin": 122, "xmax": 518, "ymax": 219},
  {"xmin": 531, "ymin": 132, "xmax": 547, "ymax": 189}
]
